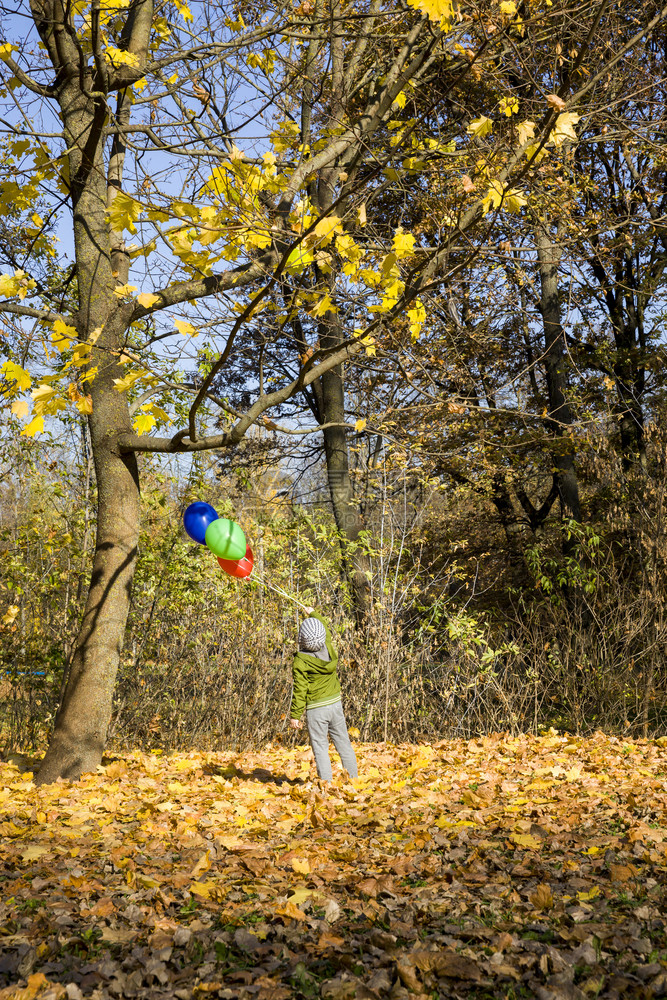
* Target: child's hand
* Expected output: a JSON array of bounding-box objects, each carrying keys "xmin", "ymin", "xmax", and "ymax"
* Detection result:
[
  {"xmin": 304, "ymin": 606, "xmax": 314, "ymax": 614},
  {"xmin": 289, "ymin": 718, "xmax": 302, "ymax": 729}
]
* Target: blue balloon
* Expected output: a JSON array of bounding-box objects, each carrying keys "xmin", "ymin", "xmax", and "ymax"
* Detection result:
[{"xmin": 183, "ymin": 501, "xmax": 218, "ymax": 545}]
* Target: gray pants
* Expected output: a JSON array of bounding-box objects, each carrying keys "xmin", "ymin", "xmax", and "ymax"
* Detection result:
[{"xmin": 306, "ymin": 701, "xmax": 358, "ymax": 781}]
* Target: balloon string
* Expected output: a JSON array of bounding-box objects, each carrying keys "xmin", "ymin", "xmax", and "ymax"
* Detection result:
[{"xmin": 251, "ymin": 572, "xmax": 310, "ymax": 611}]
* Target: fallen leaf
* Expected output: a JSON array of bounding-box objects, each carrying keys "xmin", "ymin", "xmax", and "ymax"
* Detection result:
[
  {"xmin": 413, "ymin": 949, "xmax": 484, "ymax": 981},
  {"xmin": 20, "ymin": 845, "xmax": 49, "ymax": 861},
  {"xmin": 511, "ymin": 832, "xmax": 542, "ymax": 850},
  {"xmin": 100, "ymin": 927, "xmax": 136, "ymax": 945},
  {"xmin": 275, "ymin": 899, "xmax": 308, "ymax": 921},
  {"xmin": 530, "ymin": 883, "xmax": 554, "ymax": 910},
  {"xmin": 291, "ymin": 856, "xmax": 311, "ymax": 874}
]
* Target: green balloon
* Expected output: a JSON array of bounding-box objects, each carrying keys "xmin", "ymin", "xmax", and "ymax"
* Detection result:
[{"xmin": 205, "ymin": 518, "xmax": 246, "ymax": 560}]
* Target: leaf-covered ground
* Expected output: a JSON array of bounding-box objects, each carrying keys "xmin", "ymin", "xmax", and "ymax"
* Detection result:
[{"xmin": 2, "ymin": 733, "xmax": 667, "ymax": 1000}]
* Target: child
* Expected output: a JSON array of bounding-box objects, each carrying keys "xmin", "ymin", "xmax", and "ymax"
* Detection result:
[{"xmin": 289, "ymin": 608, "xmax": 358, "ymax": 782}]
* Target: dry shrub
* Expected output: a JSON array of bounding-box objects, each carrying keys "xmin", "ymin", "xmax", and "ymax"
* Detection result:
[{"xmin": 6, "ymin": 428, "xmax": 667, "ymax": 756}]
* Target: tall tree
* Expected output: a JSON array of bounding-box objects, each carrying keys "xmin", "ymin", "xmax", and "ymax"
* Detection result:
[{"xmin": 1, "ymin": 0, "xmax": 663, "ymax": 781}]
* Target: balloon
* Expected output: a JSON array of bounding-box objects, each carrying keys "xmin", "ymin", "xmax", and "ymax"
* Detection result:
[
  {"xmin": 183, "ymin": 501, "xmax": 218, "ymax": 544},
  {"xmin": 205, "ymin": 518, "xmax": 246, "ymax": 560},
  {"xmin": 218, "ymin": 544, "xmax": 254, "ymax": 579}
]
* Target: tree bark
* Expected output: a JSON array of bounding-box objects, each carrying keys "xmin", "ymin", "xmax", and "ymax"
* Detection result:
[
  {"xmin": 36, "ymin": 69, "xmax": 140, "ymax": 781},
  {"xmin": 303, "ymin": 10, "xmax": 371, "ymax": 623},
  {"xmin": 318, "ymin": 355, "xmax": 371, "ymax": 620},
  {"xmin": 36, "ymin": 387, "xmax": 140, "ymax": 782},
  {"xmin": 535, "ymin": 225, "xmax": 581, "ymax": 523}
]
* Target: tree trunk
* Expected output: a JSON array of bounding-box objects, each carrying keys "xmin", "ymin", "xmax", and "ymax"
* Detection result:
[
  {"xmin": 306, "ymin": 28, "xmax": 371, "ymax": 621},
  {"xmin": 535, "ymin": 225, "xmax": 581, "ymax": 523},
  {"xmin": 615, "ymin": 333, "xmax": 646, "ymax": 475},
  {"xmin": 36, "ymin": 391, "xmax": 140, "ymax": 782},
  {"xmin": 36, "ymin": 76, "xmax": 141, "ymax": 782},
  {"xmin": 319, "ymin": 359, "xmax": 371, "ymax": 619}
]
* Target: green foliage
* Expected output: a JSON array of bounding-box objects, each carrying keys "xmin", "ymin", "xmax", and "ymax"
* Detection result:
[{"xmin": 525, "ymin": 520, "xmax": 603, "ymax": 600}]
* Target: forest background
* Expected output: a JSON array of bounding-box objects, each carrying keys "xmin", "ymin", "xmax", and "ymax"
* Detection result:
[{"xmin": 2, "ymin": 0, "xmax": 667, "ymax": 778}]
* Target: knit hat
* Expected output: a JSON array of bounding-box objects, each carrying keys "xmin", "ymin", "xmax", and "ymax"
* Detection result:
[{"xmin": 298, "ymin": 617, "xmax": 327, "ymax": 652}]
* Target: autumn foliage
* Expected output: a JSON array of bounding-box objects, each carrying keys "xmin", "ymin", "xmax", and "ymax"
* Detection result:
[{"xmin": 2, "ymin": 733, "xmax": 667, "ymax": 999}]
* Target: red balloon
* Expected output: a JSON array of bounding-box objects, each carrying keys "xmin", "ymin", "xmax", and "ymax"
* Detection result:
[{"xmin": 218, "ymin": 544, "xmax": 253, "ymax": 579}]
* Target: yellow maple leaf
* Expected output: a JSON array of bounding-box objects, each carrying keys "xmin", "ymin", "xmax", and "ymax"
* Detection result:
[
  {"xmin": 243, "ymin": 226, "xmax": 273, "ymax": 250},
  {"xmin": 269, "ymin": 119, "xmax": 300, "ymax": 153},
  {"xmin": 114, "ymin": 284, "xmax": 138, "ymax": 299},
  {"xmin": 510, "ymin": 832, "xmax": 542, "ymax": 850},
  {"xmin": 577, "ymin": 886, "xmax": 600, "ymax": 902},
  {"xmin": 550, "ymin": 112, "xmax": 580, "ymax": 147},
  {"xmin": 190, "ymin": 881, "xmax": 218, "ymax": 898},
  {"xmin": 52, "ymin": 318, "xmax": 78, "ymax": 352},
  {"xmin": 0, "ymin": 269, "xmax": 36, "ymax": 299},
  {"xmin": 289, "ymin": 888, "xmax": 315, "ymax": 906},
  {"xmin": 377, "ymin": 278, "xmax": 404, "ymax": 313},
  {"xmin": 216, "ymin": 835, "xmax": 246, "ymax": 850},
  {"xmin": 354, "ymin": 418, "xmax": 367, "ymax": 432},
  {"xmin": 392, "ymin": 228, "xmax": 416, "ymax": 259},
  {"xmin": 65, "ymin": 343, "xmax": 92, "ymax": 370},
  {"xmin": 76, "ymin": 395, "xmax": 93, "ymax": 415},
  {"xmin": 105, "ymin": 45, "xmax": 140, "ymax": 68},
  {"xmin": 481, "ymin": 180, "xmax": 503, "ymax": 214},
  {"xmin": 523, "ymin": 142, "xmax": 549, "ymax": 165},
  {"xmin": 136, "ymin": 292, "xmax": 160, "ymax": 308},
  {"xmin": 275, "ymin": 899, "xmax": 307, "ymax": 922},
  {"xmin": 107, "ymin": 192, "xmax": 143, "ymax": 234},
  {"xmin": 291, "ymin": 857, "xmax": 311, "ymax": 875},
  {"xmin": 21, "ymin": 415, "xmax": 44, "ymax": 437},
  {"xmin": 516, "ymin": 119, "xmax": 536, "ymax": 146},
  {"xmin": 133, "ymin": 412, "xmax": 156, "ymax": 434},
  {"xmin": 2, "ymin": 360, "xmax": 31, "ymax": 391},
  {"xmin": 174, "ymin": 0, "xmax": 193, "ymax": 21},
  {"xmin": 467, "ymin": 116, "xmax": 493, "ymax": 139},
  {"xmin": 174, "ymin": 318, "xmax": 198, "ymax": 337},
  {"xmin": 408, "ymin": 299, "xmax": 426, "ymax": 341},
  {"xmin": 11, "ymin": 399, "xmax": 29, "ymax": 418},
  {"xmin": 192, "ymin": 851, "xmax": 213, "ymax": 876},
  {"xmin": 499, "ymin": 96, "xmax": 519, "ymax": 117},
  {"xmin": 505, "ymin": 187, "xmax": 528, "ymax": 213},
  {"xmin": 146, "ymin": 403, "xmax": 170, "ymax": 423},
  {"xmin": 406, "ymin": 0, "xmax": 453, "ymax": 26},
  {"xmin": 31, "ymin": 383, "xmax": 57, "ymax": 408},
  {"xmin": 310, "ymin": 215, "xmax": 343, "ymax": 246},
  {"xmin": 285, "ymin": 245, "xmax": 314, "ymax": 274},
  {"xmin": 499, "ymin": 0, "xmax": 517, "ymax": 13},
  {"xmin": 335, "ymin": 233, "xmax": 363, "ymax": 263},
  {"xmin": 310, "ymin": 292, "xmax": 337, "ymax": 318},
  {"xmin": 114, "ymin": 369, "xmax": 150, "ymax": 392},
  {"xmin": 481, "ymin": 180, "xmax": 526, "ymax": 215},
  {"xmin": 225, "ymin": 12, "xmax": 245, "ymax": 30}
]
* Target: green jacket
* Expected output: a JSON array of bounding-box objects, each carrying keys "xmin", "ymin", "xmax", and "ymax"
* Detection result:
[{"xmin": 290, "ymin": 612, "xmax": 341, "ymax": 719}]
